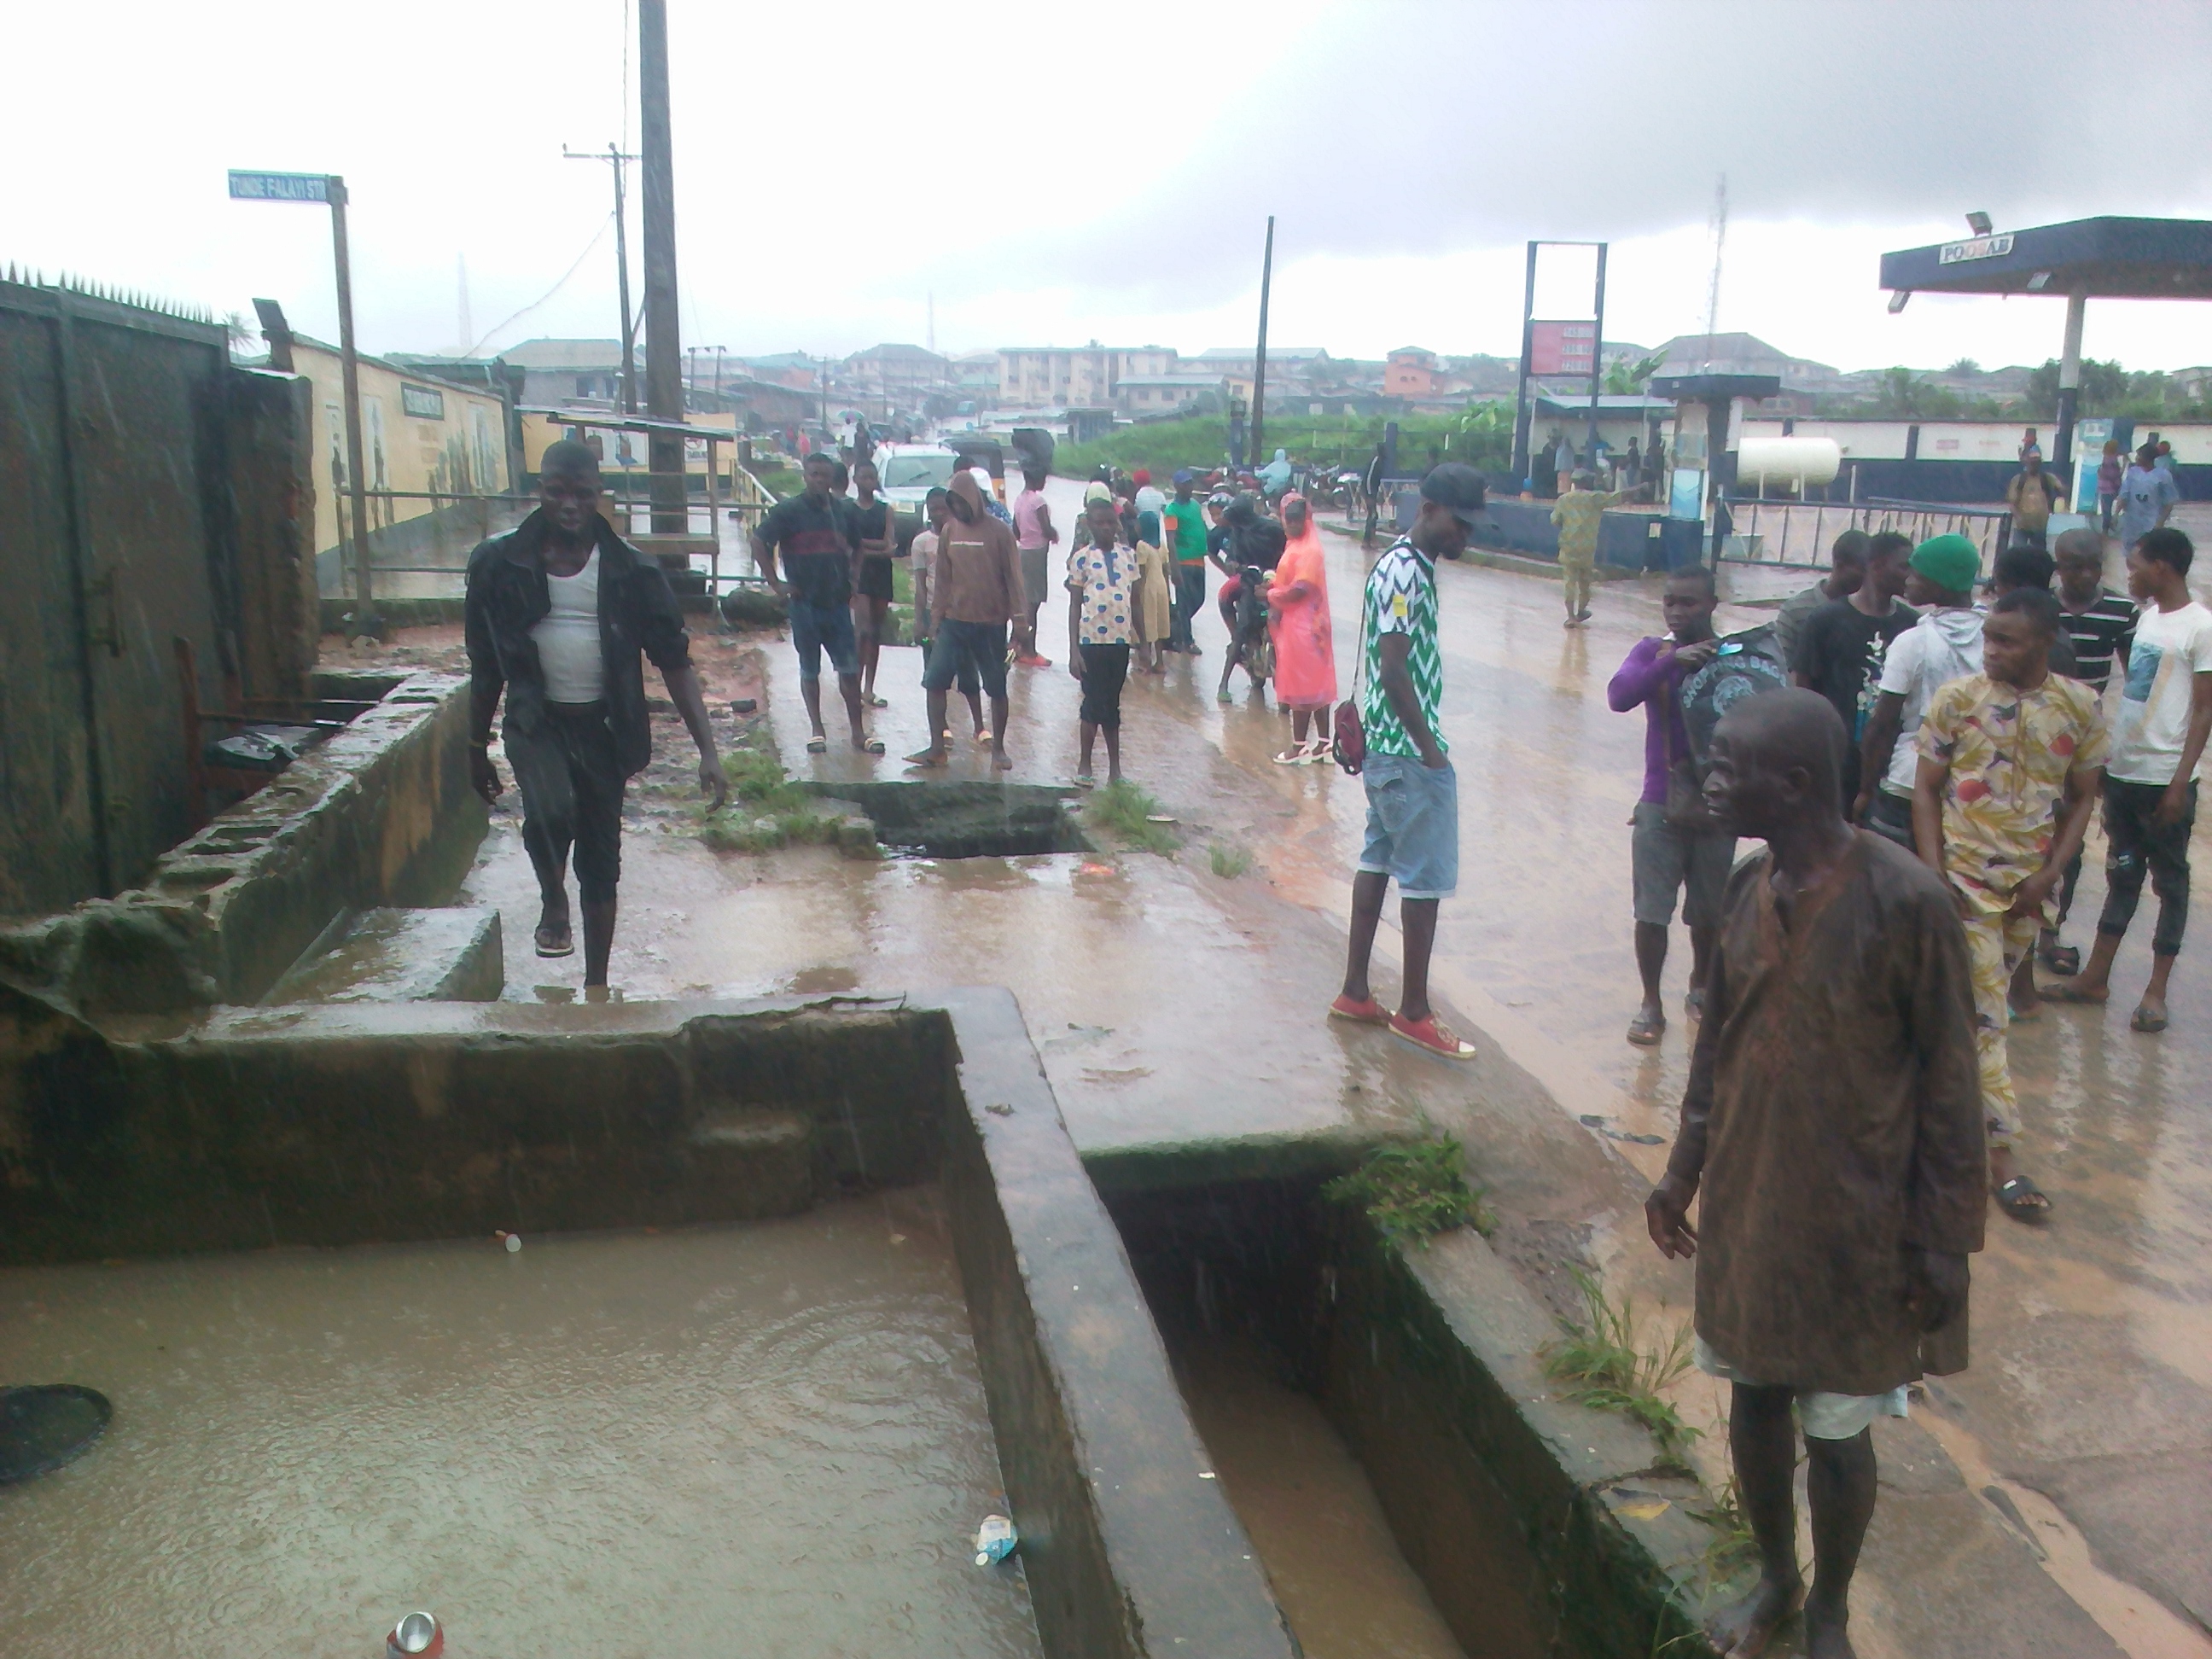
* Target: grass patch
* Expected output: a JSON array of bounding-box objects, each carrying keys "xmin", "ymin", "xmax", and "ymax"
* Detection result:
[
  {"xmin": 1686, "ymin": 1475, "xmax": 1761, "ymax": 1586},
  {"xmin": 1082, "ymin": 780, "xmax": 1180, "ymax": 854},
  {"xmin": 1208, "ymin": 841, "xmax": 1254, "ymax": 878},
  {"xmin": 1323, "ymin": 1137, "xmax": 1493, "ymax": 1248},
  {"xmin": 698, "ymin": 730, "xmax": 844, "ymax": 853},
  {"xmin": 1542, "ymin": 1268, "xmax": 1699, "ymax": 1464}
]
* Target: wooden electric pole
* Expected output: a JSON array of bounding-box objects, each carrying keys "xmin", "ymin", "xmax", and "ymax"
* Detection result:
[
  {"xmin": 637, "ymin": 0, "xmax": 685, "ymax": 533},
  {"xmin": 1250, "ymin": 215, "xmax": 1275, "ymax": 469}
]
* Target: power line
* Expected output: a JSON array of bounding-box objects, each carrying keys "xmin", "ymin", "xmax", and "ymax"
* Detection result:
[{"xmin": 469, "ymin": 211, "xmax": 615, "ymax": 356}]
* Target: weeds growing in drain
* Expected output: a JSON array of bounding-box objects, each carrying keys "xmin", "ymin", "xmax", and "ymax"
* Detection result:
[
  {"xmin": 1323, "ymin": 1137, "xmax": 1493, "ymax": 1247},
  {"xmin": 1209, "ymin": 841, "xmax": 1254, "ymax": 878},
  {"xmin": 1686, "ymin": 1473, "xmax": 1761, "ymax": 1583},
  {"xmin": 699, "ymin": 735, "xmax": 845, "ymax": 853},
  {"xmin": 1082, "ymin": 781, "xmax": 1180, "ymax": 854},
  {"xmin": 1542, "ymin": 1267, "xmax": 1700, "ymax": 1465}
]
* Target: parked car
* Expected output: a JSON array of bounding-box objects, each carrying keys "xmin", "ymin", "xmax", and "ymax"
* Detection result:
[{"xmin": 874, "ymin": 443, "xmax": 962, "ymax": 552}]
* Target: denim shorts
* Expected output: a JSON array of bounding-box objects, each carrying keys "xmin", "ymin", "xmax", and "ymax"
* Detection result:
[
  {"xmin": 1358, "ymin": 752, "xmax": 1458, "ymax": 899},
  {"xmin": 789, "ymin": 597, "xmax": 859, "ymax": 681},
  {"xmin": 923, "ymin": 618, "xmax": 1010, "ymax": 700}
]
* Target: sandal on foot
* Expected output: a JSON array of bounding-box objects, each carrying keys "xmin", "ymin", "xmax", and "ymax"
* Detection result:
[
  {"xmin": 2039, "ymin": 941, "xmax": 2081, "ymax": 976},
  {"xmin": 857, "ymin": 737, "xmax": 886, "ymax": 754},
  {"xmin": 1328, "ymin": 993, "xmax": 1392, "ymax": 1027},
  {"xmin": 1685, "ymin": 988, "xmax": 1707, "ymax": 1022},
  {"xmin": 1995, "ymin": 1175, "xmax": 2052, "ymax": 1221},
  {"xmin": 864, "ymin": 693, "xmax": 888, "ymax": 708},
  {"xmin": 903, "ymin": 748, "xmax": 948, "ymax": 768},
  {"xmin": 534, "ymin": 924, "xmax": 575, "ymax": 959},
  {"xmin": 2131, "ymin": 1004, "xmax": 2169, "ymax": 1033},
  {"xmin": 1627, "ymin": 1010, "xmax": 1666, "ymax": 1046},
  {"xmin": 1272, "ymin": 747, "xmax": 1308, "ymax": 765},
  {"xmin": 1390, "ymin": 1011, "xmax": 1476, "ymax": 1060},
  {"xmin": 806, "ymin": 736, "xmax": 828, "ymax": 754}
]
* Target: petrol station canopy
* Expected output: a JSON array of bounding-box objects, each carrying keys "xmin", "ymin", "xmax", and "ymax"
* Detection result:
[{"xmin": 1880, "ymin": 216, "xmax": 2212, "ymax": 300}]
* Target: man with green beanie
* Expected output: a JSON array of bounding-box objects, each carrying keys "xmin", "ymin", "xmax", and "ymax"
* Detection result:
[{"xmin": 1856, "ymin": 533, "xmax": 1985, "ymax": 850}]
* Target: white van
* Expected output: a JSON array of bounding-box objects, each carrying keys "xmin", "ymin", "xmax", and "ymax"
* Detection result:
[{"xmin": 874, "ymin": 444, "xmax": 962, "ymax": 517}]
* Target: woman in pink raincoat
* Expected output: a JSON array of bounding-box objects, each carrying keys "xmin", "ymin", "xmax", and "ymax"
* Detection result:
[{"xmin": 1266, "ymin": 492, "xmax": 1337, "ymax": 763}]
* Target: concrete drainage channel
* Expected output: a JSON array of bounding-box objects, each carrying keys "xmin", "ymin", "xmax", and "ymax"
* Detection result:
[{"xmin": 800, "ymin": 781, "xmax": 1095, "ymax": 860}]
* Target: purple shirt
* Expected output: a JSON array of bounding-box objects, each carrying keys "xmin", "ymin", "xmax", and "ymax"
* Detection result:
[{"xmin": 1608, "ymin": 636, "xmax": 1694, "ymax": 805}]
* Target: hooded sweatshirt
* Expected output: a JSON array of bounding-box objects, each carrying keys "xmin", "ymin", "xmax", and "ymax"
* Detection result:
[
  {"xmin": 1877, "ymin": 605, "xmax": 1985, "ymax": 797},
  {"xmin": 933, "ymin": 472, "xmax": 1024, "ymax": 626}
]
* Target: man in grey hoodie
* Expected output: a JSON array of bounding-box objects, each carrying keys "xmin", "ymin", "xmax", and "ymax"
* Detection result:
[{"xmin": 1855, "ymin": 534, "xmax": 1986, "ymax": 850}]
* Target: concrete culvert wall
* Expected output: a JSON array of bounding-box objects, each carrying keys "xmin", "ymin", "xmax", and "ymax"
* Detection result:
[{"xmin": 1105, "ymin": 1177, "xmax": 1724, "ymax": 1659}]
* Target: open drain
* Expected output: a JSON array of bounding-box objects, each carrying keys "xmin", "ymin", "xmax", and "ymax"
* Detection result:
[{"xmin": 800, "ymin": 782, "xmax": 1093, "ymax": 859}]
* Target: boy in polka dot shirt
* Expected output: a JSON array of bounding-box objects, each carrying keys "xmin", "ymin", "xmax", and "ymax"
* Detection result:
[{"xmin": 1067, "ymin": 496, "xmax": 1140, "ymax": 785}]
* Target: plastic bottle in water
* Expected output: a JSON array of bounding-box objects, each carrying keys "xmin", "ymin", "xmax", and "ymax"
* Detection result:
[{"xmin": 974, "ymin": 1514, "xmax": 1017, "ymax": 1566}]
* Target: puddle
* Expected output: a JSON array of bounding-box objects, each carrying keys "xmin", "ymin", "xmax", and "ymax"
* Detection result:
[{"xmin": 0, "ymin": 1189, "xmax": 1040, "ymax": 1659}]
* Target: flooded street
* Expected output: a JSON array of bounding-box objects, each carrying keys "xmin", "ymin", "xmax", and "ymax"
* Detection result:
[
  {"xmin": 0, "ymin": 1190, "xmax": 1039, "ymax": 1659},
  {"xmin": 420, "ymin": 490, "xmax": 2212, "ymax": 1656}
]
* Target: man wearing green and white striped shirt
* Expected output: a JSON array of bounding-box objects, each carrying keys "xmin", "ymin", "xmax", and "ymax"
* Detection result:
[{"xmin": 1331, "ymin": 463, "xmax": 1488, "ymax": 1061}]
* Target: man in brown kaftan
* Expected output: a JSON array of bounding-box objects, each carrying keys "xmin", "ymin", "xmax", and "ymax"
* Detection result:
[{"xmin": 1646, "ymin": 689, "xmax": 1985, "ymax": 1659}]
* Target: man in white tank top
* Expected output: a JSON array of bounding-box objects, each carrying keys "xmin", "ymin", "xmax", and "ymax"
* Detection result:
[{"xmin": 464, "ymin": 439, "xmax": 725, "ymax": 987}]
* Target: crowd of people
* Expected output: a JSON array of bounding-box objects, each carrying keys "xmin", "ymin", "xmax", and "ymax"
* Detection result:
[
  {"xmin": 463, "ymin": 431, "xmax": 2203, "ymax": 1657},
  {"xmin": 740, "ymin": 453, "xmax": 1357, "ymax": 782}
]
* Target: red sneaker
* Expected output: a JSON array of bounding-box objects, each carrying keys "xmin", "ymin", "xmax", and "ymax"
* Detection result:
[
  {"xmin": 1018, "ymin": 652, "xmax": 1053, "ymax": 668},
  {"xmin": 1328, "ymin": 993, "xmax": 1392, "ymax": 1027},
  {"xmin": 1389, "ymin": 1012, "xmax": 1476, "ymax": 1060}
]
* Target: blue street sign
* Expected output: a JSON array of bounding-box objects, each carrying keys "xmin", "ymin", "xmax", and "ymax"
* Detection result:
[{"xmin": 228, "ymin": 170, "xmax": 329, "ymax": 203}]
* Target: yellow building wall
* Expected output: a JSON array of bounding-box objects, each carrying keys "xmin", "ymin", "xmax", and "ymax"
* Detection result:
[{"xmin": 291, "ymin": 341, "xmax": 513, "ymax": 555}]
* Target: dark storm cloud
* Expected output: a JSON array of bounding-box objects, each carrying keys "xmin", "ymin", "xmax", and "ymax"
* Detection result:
[{"xmin": 923, "ymin": 0, "xmax": 2212, "ymax": 309}]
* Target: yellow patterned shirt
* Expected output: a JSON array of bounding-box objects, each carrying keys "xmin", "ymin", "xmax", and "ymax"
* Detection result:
[
  {"xmin": 1918, "ymin": 672, "xmax": 2109, "ymax": 917},
  {"xmin": 1550, "ymin": 487, "xmax": 1626, "ymax": 565}
]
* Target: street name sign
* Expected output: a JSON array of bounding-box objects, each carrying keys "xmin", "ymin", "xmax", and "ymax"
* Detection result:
[{"xmin": 227, "ymin": 171, "xmax": 329, "ymax": 203}]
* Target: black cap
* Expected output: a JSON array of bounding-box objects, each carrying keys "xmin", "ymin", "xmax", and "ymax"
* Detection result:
[{"xmin": 1419, "ymin": 462, "xmax": 1489, "ymax": 529}]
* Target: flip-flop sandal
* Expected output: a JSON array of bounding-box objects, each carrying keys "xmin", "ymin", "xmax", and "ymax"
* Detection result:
[
  {"xmin": 1272, "ymin": 748, "xmax": 1307, "ymax": 765},
  {"xmin": 1071, "ymin": 774, "xmax": 1096, "ymax": 789},
  {"xmin": 806, "ymin": 736, "xmax": 828, "ymax": 754},
  {"xmin": 1626, "ymin": 1012, "xmax": 1666, "ymax": 1046},
  {"xmin": 1994, "ymin": 1175, "xmax": 2052, "ymax": 1221},
  {"xmin": 2009, "ymin": 1003, "xmax": 2043, "ymax": 1024},
  {"xmin": 858, "ymin": 738, "xmax": 886, "ymax": 754},
  {"xmin": 534, "ymin": 925, "xmax": 574, "ymax": 958},
  {"xmin": 865, "ymin": 694, "xmax": 888, "ymax": 708},
  {"xmin": 2131, "ymin": 1006, "xmax": 2170, "ymax": 1033},
  {"xmin": 1684, "ymin": 988, "xmax": 1707, "ymax": 1021},
  {"xmin": 2039, "ymin": 942, "xmax": 2081, "ymax": 976}
]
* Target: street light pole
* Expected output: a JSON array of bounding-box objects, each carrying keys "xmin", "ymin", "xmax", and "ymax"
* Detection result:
[{"xmin": 328, "ymin": 175, "xmax": 379, "ymax": 639}]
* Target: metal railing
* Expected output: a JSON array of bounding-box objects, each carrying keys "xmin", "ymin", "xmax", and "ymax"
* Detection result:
[
  {"xmin": 1719, "ymin": 498, "xmax": 2014, "ymax": 578},
  {"xmin": 327, "ymin": 469, "xmax": 783, "ymax": 602}
]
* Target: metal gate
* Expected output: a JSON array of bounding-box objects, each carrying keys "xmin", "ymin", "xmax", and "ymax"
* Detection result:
[{"xmin": 0, "ymin": 276, "xmax": 236, "ymax": 913}]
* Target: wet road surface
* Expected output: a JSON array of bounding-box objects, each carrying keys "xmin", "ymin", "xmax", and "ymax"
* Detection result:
[{"xmin": 439, "ymin": 485, "xmax": 2212, "ymax": 1657}]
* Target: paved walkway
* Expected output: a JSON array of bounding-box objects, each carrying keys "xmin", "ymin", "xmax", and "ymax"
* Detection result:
[{"xmin": 441, "ymin": 489, "xmax": 2212, "ymax": 1657}]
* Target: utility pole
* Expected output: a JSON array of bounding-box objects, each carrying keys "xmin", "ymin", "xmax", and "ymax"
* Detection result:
[
  {"xmin": 563, "ymin": 142, "xmax": 639, "ymax": 412},
  {"xmin": 1510, "ymin": 239, "xmax": 1538, "ymax": 482},
  {"xmin": 1586, "ymin": 242, "xmax": 1609, "ymax": 469},
  {"xmin": 637, "ymin": 0, "xmax": 684, "ymax": 533},
  {"xmin": 1250, "ymin": 215, "xmax": 1275, "ymax": 469},
  {"xmin": 329, "ymin": 177, "xmax": 378, "ymax": 638}
]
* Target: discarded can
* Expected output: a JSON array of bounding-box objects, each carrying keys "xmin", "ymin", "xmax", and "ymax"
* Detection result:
[
  {"xmin": 974, "ymin": 1513, "xmax": 1018, "ymax": 1566},
  {"xmin": 387, "ymin": 1610, "xmax": 443, "ymax": 1658}
]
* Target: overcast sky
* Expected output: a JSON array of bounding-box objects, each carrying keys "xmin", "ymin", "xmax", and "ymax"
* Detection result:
[{"xmin": 11, "ymin": 1, "xmax": 2212, "ymax": 375}]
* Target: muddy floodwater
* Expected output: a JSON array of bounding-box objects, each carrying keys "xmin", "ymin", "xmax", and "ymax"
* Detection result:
[
  {"xmin": 0, "ymin": 1190, "xmax": 1040, "ymax": 1659},
  {"xmin": 1175, "ymin": 1336, "xmax": 1470, "ymax": 1659}
]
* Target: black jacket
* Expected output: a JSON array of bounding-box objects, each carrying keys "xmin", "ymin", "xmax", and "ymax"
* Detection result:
[{"xmin": 464, "ymin": 509, "xmax": 690, "ymax": 778}]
